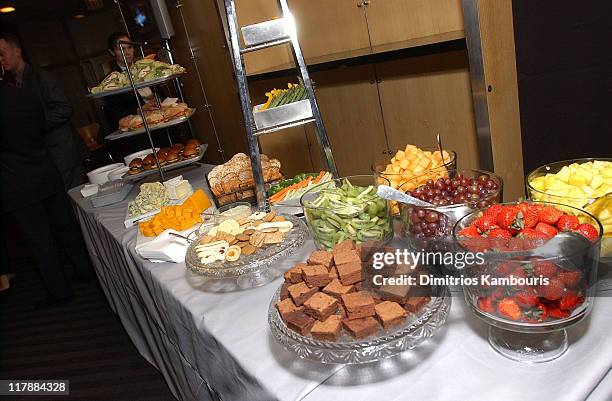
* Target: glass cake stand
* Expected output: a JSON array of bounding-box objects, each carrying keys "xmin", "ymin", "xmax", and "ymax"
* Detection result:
[
  {"xmin": 185, "ymin": 213, "xmax": 308, "ymax": 290},
  {"xmin": 268, "ymin": 286, "xmax": 451, "ymax": 364}
]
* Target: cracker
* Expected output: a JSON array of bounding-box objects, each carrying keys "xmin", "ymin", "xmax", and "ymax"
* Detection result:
[
  {"xmin": 249, "ymin": 231, "xmax": 266, "ymax": 247},
  {"xmin": 272, "ymin": 216, "xmax": 286, "ymax": 222},
  {"xmin": 264, "ymin": 232, "xmax": 284, "ymax": 244},
  {"xmin": 236, "ymin": 234, "xmax": 251, "ymax": 242},
  {"xmin": 242, "ymin": 244, "xmax": 257, "ymax": 255},
  {"xmin": 263, "ymin": 211, "xmax": 276, "ymax": 222}
]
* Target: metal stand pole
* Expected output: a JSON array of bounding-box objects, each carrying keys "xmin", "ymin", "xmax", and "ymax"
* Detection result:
[{"xmin": 118, "ymin": 39, "xmax": 166, "ymax": 181}]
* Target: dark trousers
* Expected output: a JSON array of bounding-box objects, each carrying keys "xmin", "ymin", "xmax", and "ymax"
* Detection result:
[{"xmin": 5, "ymin": 191, "xmax": 92, "ymax": 299}]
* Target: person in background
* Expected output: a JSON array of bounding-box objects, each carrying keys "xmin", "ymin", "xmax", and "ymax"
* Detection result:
[
  {"xmin": 103, "ymin": 32, "xmax": 161, "ymax": 157},
  {"xmin": 0, "ymin": 78, "xmax": 90, "ymax": 308},
  {"xmin": 0, "ymin": 32, "xmax": 88, "ymax": 190}
]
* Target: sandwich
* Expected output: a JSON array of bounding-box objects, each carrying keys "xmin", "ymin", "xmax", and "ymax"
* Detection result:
[
  {"xmin": 142, "ymin": 154, "xmax": 156, "ymax": 170},
  {"xmin": 128, "ymin": 158, "xmax": 143, "ymax": 175}
]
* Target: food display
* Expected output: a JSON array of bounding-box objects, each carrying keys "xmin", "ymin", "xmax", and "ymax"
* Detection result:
[
  {"xmin": 138, "ymin": 189, "xmax": 211, "ymax": 237},
  {"xmin": 268, "ymin": 171, "xmax": 332, "ymax": 204},
  {"xmin": 301, "ymin": 176, "xmax": 393, "ymax": 249},
  {"xmin": 373, "ymin": 145, "xmax": 456, "ymax": 214},
  {"xmin": 127, "ymin": 140, "xmax": 202, "ymax": 175},
  {"xmin": 118, "ymin": 98, "xmax": 194, "ymax": 132},
  {"xmin": 275, "ymin": 241, "xmax": 430, "ymax": 340},
  {"xmin": 127, "ymin": 182, "xmax": 169, "ymax": 218},
  {"xmin": 261, "ymin": 83, "xmax": 308, "ymax": 110},
  {"xmin": 90, "ymin": 59, "xmax": 186, "ymax": 94},
  {"xmin": 527, "ymin": 159, "xmax": 612, "ymax": 256},
  {"xmin": 399, "ymin": 170, "xmax": 502, "ymax": 251},
  {"xmin": 207, "ymin": 153, "xmax": 283, "ymax": 206},
  {"xmin": 195, "ymin": 209, "xmax": 292, "ymax": 264},
  {"xmin": 454, "ymin": 201, "xmax": 602, "ymax": 362}
]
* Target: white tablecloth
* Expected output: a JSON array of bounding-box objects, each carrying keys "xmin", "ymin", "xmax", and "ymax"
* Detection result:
[{"xmin": 68, "ymin": 166, "xmax": 612, "ymax": 401}]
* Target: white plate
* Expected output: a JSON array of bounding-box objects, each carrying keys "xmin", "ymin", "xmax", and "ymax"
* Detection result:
[
  {"xmin": 124, "ymin": 148, "xmax": 160, "ymax": 166},
  {"xmin": 108, "ymin": 166, "xmax": 130, "ymax": 181},
  {"xmin": 87, "ymin": 163, "xmax": 125, "ymax": 185}
]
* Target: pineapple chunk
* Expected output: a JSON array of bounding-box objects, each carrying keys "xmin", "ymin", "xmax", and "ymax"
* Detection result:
[{"xmin": 556, "ymin": 166, "xmax": 571, "ymax": 182}]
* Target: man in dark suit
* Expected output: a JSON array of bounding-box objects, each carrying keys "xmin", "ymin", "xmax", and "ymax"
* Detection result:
[
  {"xmin": 0, "ymin": 78, "xmax": 92, "ymax": 308},
  {"xmin": 0, "ymin": 32, "xmax": 88, "ymax": 190}
]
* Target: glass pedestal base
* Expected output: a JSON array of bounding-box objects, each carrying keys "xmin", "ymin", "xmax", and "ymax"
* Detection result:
[{"xmin": 488, "ymin": 326, "xmax": 568, "ymax": 363}]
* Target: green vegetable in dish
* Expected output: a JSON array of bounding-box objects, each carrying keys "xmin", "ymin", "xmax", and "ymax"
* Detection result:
[{"xmin": 303, "ymin": 179, "xmax": 392, "ymax": 249}]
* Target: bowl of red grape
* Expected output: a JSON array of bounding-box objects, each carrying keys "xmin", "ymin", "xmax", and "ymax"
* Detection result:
[{"xmin": 398, "ymin": 169, "xmax": 503, "ymax": 252}]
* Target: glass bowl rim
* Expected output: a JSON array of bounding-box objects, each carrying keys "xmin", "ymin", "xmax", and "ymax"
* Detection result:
[
  {"xmin": 299, "ymin": 174, "xmax": 390, "ymax": 211},
  {"xmin": 452, "ymin": 200, "xmax": 604, "ymax": 258},
  {"xmin": 371, "ymin": 149, "xmax": 457, "ymax": 176},
  {"xmin": 526, "ymin": 157, "xmax": 612, "ymax": 201},
  {"xmin": 397, "ymin": 168, "xmax": 504, "ymax": 211}
]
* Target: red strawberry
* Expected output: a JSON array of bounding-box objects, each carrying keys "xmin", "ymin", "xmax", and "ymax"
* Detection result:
[
  {"xmin": 524, "ymin": 303, "xmax": 548, "ymax": 323},
  {"xmin": 458, "ymin": 225, "xmax": 480, "ymax": 238},
  {"xmin": 514, "ymin": 289, "xmax": 539, "ymax": 308},
  {"xmin": 490, "ymin": 287, "xmax": 505, "ymax": 300},
  {"xmin": 494, "ymin": 261, "xmax": 518, "ymax": 276},
  {"xmin": 510, "ymin": 267, "xmax": 527, "ymax": 280},
  {"xmin": 559, "ymin": 290, "xmax": 580, "ymax": 310},
  {"xmin": 538, "ymin": 206, "xmax": 563, "ymax": 225},
  {"xmin": 517, "ymin": 227, "xmax": 547, "ymax": 239},
  {"xmin": 487, "ymin": 228, "xmax": 512, "ymax": 238},
  {"xmin": 475, "ymin": 214, "xmax": 498, "ymax": 232},
  {"xmin": 558, "ymin": 270, "xmax": 581, "ymax": 288},
  {"xmin": 556, "ymin": 215, "xmax": 580, "ymax": 231},
  {"xmin": 536, "ymin": 277, "xmax": 565, "ymax": 301},
  {"xmin": 477, "ymin": 297, "xmax": 495, "ymax": 313},
  {"xmin": 532, "ymin": 260, "xmax": 558, "ymax": 278},
  {"xmin": 575, "ymin": 223, "xmax": 599, "ymax": 242},
  {"xmin": 484, "ymin": 203, "xmax": 504, "ymax": 219},
  {"xmin": 535, "ymin": 222, "xmax": 558, "ymax": 238},
  {"xmin": 548, "ymin": 307, "xmax": 570, "ymax": 319},
  {"xmin": 516, "ymin": 203, "xmax": 539, "ymax": 228},
  {"xmin": 497, "ymin": 206, "xmax": 520, "ymax": 234},
  {"xmin": 497, "ymin": 298, "xmax": 522, "ymax": 320}
]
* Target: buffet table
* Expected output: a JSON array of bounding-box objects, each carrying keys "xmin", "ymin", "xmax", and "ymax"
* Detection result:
[{"xmin": 68, "ymin": 165, "xmax": 612, "ymax": 401}]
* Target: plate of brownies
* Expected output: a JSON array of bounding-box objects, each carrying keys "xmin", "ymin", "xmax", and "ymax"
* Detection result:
[{"xmin": 268, "ymin": 240, "xmax": 452, "ymax": 364}]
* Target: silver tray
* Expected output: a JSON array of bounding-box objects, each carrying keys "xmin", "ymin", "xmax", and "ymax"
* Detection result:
[
  {"xmin": 185, "ymin": 213, "xmax": 308, "ymax": 280},
  {"xmin": 269, "ymin": 286, "xmax": 451, "ymax": 364},
  {"xmin": 122, "ymin": 144, "xmax": 207, "ymax": 181},
  {"xmin": 253, "ymin": 99, "xmax": 313, "ymax": 130},
  {"xmin": 241, "ymin": 18, "xmax": 290, "ymax": 47},
  {"xmin": 104, "ymin": 108, "xmax": 196, "ymax": 141},
  {"xmin": 86, "ymin": 72, "xmax": 185, "ymax": 99}
]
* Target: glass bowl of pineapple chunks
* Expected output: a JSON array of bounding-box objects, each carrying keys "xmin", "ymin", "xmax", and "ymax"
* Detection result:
[
  {"xmin": 527, "ymin": 158, "xmax": 612, "ymax": 257},
  {"xmin": 372, "ymin": 145, "xmax": 456, "ymax": 215}
]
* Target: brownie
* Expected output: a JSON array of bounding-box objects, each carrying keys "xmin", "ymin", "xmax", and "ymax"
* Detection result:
[
  {"xmin": 280, "ymin": 282, "xmax": 290, "ymax": 300},
  {"xmin": 323, "ymin": 278, "xmax": 355, "ymax": 299},
  {"xmin": 328, "ymin": 265, "xmax": 339, "ymax": 280},
  {"xmin": 308, "ymin": 250, "xmax": 334, "ymax": 269},
  {"xmin": 354, "ymin": 281, "xmax": 363, "ymax": 291},
  {"xmin": 404, "ymin": 296, "xmax": 431, "ymax": 313},
  {"xmin": 333, "ymin": 249, "xmax": 361, "ymax": 266},
  {"xmin": 276, "ymin": 298, "xmax": 303, "ymax": 320},
  {"xmin": 336, "ymin": 261, "xmax": 362, "ymax": 285},
  {"xmin": 343, "ymin": 317, "xmax": 380, "ymax": 339},
  {"xmin": 285, "ymin": 311, "xmax": 315, "ymax": 336},
  {"xmin": 332, "ymin": 239, "xmax": 356, "ymax": 254},
  {"xmin": 341, "ymin": 291, "xmax": 375, "ymax": 320},
  {"xmin": 301, "ymin": 264, "xmax": 331, "ymax": 288},
  {"xmin": 304, "ymin": 292, "xmax": 338, "ymax": 321},
  {"xmin": 288, "ymin": 282, "xmax": 318, "ymax": 306},
  {"xmin": 283, "ymin": 263, "xmax": 306, "ymax": 284},
  {"xmin": 375, "ymin": 301, "xmax": 407, "ymax": 328},
  {"xmin": 379, "ymin": 283, "xmax": 412, "ymax": 304},
  {"xmin": 311, "ymin": 315, "xmax": 343, "ymax": 341}
]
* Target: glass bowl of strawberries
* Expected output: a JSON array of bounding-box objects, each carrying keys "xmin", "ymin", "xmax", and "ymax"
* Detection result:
[
  {"xmin": 398, "ymin": 169, "xmax": 503, "ymax": 252},
  {"xmin": 453, "ymin": 201, "xmax": 603, "ymax": 363}
]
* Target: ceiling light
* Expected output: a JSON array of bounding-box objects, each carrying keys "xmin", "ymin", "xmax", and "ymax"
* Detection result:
[
  {"xmin": 74, "ymin": 14, "xmax": 85, "ymax": 19},
  {"xmin": 0, "ymin": 6, "xmax": 16, "ymax": 13}
]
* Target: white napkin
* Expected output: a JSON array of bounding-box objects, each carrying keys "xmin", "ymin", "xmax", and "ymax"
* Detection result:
[
  {"xmin": 135, "ymin": 229, "xmax": 189, "ymax": 263},
  {"xmin": 81, "ymin": 183, "xmax": 99, "ymax": 197}
]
